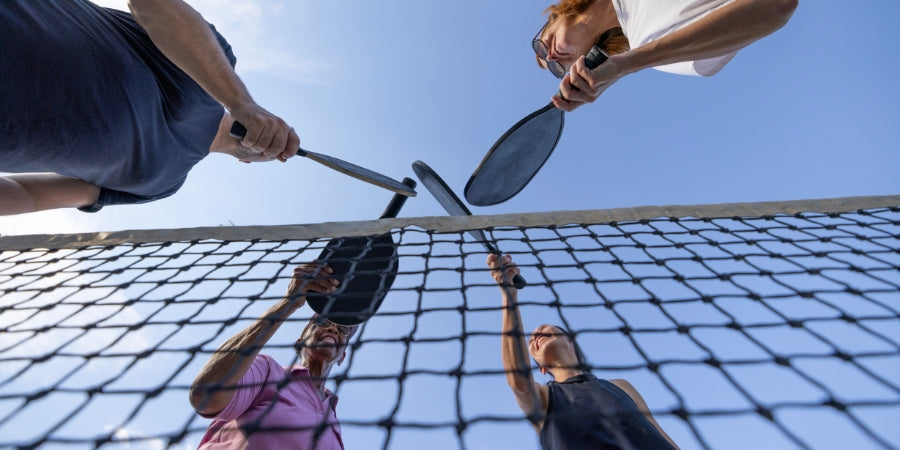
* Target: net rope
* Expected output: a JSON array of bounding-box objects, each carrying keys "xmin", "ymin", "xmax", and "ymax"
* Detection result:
[{"xmin": 1, "ymin": 195, "xmax": 898, "ymax": 449}]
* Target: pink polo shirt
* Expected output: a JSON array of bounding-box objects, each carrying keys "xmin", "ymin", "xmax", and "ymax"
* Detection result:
[{"xmin": 198, "ymin": 354, "xmax": 344, "ymax": 450}]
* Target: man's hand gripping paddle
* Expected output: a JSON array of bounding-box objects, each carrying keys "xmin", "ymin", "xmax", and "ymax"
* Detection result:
[
  {"xmin": 464, "ymin": 46, "xmax": 607, "ymax": 206},
  {"xmin": 411, "ymin": 160, "xmax": 526, "ymax": 289},
  {"xmin": 230, "ymin": 122, "xmax": 416, "ymax": 197},
  {"xmin": 305, "ymin": 177, "xmax": 417, "ymax": 325}
]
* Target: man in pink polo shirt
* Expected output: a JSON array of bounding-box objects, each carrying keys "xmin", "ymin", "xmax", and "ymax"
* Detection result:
[{"xmin": 190, "ymin": 263, "xmax": 355, "ymax": 449}]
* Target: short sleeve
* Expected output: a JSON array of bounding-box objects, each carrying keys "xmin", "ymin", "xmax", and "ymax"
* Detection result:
[
  {"xmin": 77, "ymin": 186, "xmax": 177, "ymax": 213},
  {"xmin": 209, "ymin": 355, "xmax": 275, "ymax": 422}
]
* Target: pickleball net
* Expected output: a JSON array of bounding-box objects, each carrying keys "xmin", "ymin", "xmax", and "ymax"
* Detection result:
[{"xmin": 1, "ymin": 195, "xmax": 898, "ymax": 449}]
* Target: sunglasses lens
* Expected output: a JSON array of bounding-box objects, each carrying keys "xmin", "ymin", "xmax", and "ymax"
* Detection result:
[
  {"xmin": 550, "ymin": 62, "xmax": 565, "ymax": 79},
  {"xmin": 532, "ymin": 40, "xmax": 547, "ymax": 59}
]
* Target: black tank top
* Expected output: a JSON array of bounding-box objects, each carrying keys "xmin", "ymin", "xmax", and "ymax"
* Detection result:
[{"xmin": 540, "ymin": 374, "xmax": 676, "ymax": 450}]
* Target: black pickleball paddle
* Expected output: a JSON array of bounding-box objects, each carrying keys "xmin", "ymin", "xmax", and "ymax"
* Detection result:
[
  {"xmin": 412, "ymin": 161, "xmax": 526, "ymax": 289},
  {"xmin": 305, "ymin": 177, "xmax": 417, "ymax": 325},
  {"xmin": 465, "ymin": 46, "xmax": 607, "ymax": 206}
]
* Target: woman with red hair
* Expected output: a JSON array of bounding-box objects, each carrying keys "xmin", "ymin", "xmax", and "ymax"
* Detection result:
[{"xmin": 532, "ymin": 0, "xmax": 798, "ymax": 112}]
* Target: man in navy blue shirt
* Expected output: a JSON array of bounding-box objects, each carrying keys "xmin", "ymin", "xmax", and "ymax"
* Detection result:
[{"xmin": 0, "ymin": 0, "xmax": 300, "ymax": 214}]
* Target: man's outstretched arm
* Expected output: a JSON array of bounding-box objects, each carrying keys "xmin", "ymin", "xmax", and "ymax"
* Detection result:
[
  {"xmin": 0, "ymin": 174, "xmax": 99, "ymax": 216},
  {"xmin": 127, "ymin": 0, "xmax": 299, "ymax": 162}
]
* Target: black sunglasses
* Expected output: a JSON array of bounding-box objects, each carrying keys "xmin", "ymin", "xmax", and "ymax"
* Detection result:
[
  {"xmin": 315, "ymin": 317, "xmax": 355, "ymax": 337},
  {"xmin": 532, "ymin": 22, "xmax": 566, "ymax": 78}
]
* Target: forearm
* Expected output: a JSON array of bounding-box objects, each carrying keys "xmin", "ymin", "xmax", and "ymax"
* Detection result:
[
  {"xmin": 619, "ymin": 0, "xmax": 798, "ymax": 75},
  {"xmin": 500, "ymin": 292, "xmax": 536, "ymax": 394},
  {"xmin": 190, "ymin": 295, "xmax": 305, "ymax": 413},
  {"xmin": 0, "ymin": 174, "xmax": 99, "ymax": 215},
  {"xmin": 128, "ymin": 0, "xmax": 253, "ymax": 111}
]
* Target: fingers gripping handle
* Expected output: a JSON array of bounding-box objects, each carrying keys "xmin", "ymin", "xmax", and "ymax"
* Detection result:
[
  {"xmin": 555, "ymin": 45, "xmax": 609, "ymax": 98},
  {"xmin": 230, "ymin": 121, "xmax": 308, "ymax": 157},
  {"xmin": 488, "ymin": 244, "xmax": 527, "ymax": 289}
]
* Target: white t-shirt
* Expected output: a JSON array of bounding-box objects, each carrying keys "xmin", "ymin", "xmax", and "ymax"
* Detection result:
[{"xmin": 611, "ymin": 0, "xmax": 738, "ymax": 76}]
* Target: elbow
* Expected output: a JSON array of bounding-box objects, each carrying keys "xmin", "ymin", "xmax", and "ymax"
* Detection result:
[
  {"xmin": 189, "ymin": 383, "xmax": 221, "ymax": 417},
  {"xmin": 772, "ymin": 0, "xmax": 798, "ymax": 23},
  {"xmin": 188, "ymin": 384, "xmax": 206, "ymax": 414},
  {"xmin": 758, "ymin": 0, "xmax": 798, "ymax": 27}
]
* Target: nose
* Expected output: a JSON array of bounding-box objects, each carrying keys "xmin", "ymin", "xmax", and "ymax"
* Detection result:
[{"xmin": 545, "ymin": 45, "xmax": 559, "ymax": 62}]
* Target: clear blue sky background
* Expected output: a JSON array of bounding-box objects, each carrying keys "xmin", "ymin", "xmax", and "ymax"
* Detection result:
[{"xmin": 0, "ymin": 1, "xmax": 898, "ymax": 449}]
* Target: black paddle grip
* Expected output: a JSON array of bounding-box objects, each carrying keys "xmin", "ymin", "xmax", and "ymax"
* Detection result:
[
  {"xmin": 511, "ymin": 273, "xmax": 526, "ymax": 290},
  {"xmin": 380, "ymin": 178, "xmax": 417, "ymax": 219},
  {"xmin": 585, "ymin": 45, "xmax": 608, "ymax": 70},
  {"xmin": 486, "ymin": 242, "xmax": 527, "ymax": 289},
  {"xmin": 229, "ymin": 121, "xmax": 247, "ymax": 139}
]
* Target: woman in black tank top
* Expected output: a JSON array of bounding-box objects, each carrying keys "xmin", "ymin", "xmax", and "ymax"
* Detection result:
[{"xmin": 487, "ymin": 254, "xmax": 679, "ymax": 450}]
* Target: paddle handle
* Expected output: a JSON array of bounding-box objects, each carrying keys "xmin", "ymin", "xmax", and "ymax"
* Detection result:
[
  {"xmin": 229, "ymin": 122, "xmax": 308, "ymax": 156},
  {"xmin": 380, "ymin": 178, "xmax": 417, "ymax": 219},
  {"xmin": 555, "ymin": 45, "xmax": 609, "ymax": 98},
  {"xmin": 510, "ymin": 273, "xmax": 527, "ymax": 290},
  {"xmin": 483, "ymin": 241, "xmax": 527, "ymax": 289}
]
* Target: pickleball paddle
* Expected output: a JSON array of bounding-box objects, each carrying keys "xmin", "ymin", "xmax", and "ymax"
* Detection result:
[
  {"xmin": 465, "ymin": 46, "xmax": 607, "ymax": 206},
  {"xmin": 305, "ymin": 177, "xmax": 417, "ymax": 325},
  {"xmin": 411, "ymin": 161, "xmax": 526, "ymax": 289}
]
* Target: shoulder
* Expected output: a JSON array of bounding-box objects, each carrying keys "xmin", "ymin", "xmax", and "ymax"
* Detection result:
[
  {"xmin": 608, "ymin": 378, "xmax": 640, "ymax": 397},
  {"xmin": 608, "ymin": 378, "xmax": 635, "ymax": 391},
  {"xmin": 608, "ymin": 378, "xmax": 653, "ymax": 410},
  {"xmin": 245, "ymin": 354, "xmax": 282, "ymax": 379}
]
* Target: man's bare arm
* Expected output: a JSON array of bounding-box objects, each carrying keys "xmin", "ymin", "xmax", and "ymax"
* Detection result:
[
  {"xmin": 0, "ymin": 174, "xmax": 99, "ymax": 215},
  {"xmin": 127, "ymin": 0, "xmax": 299, "ymax": 161}
]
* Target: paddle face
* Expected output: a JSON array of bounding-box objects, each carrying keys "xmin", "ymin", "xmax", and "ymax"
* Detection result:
[
  {"xmin": 305, "ymin": 233, "xmax": 398, "ymax": 325},
  {"xmin": 229, "ymin": 122, "xmax": 415, "ymax": 197},
  {"xmin": 465, "ymin": 46, "xmax": 608, "ymax": 206},
  {"xmin": 301, "ymin": 149, "xmax": 416, "ymax": 197},
  {"xmin": 465, "ymin": 104, "xmax": 562, "ymax": 207},
  {"xmin": 412, "ymin": 161, "xmax": 526, "ymax": 289},
  {"xmin": 305, "ymin": 178, "xmax": 416, "ymax": 325}
]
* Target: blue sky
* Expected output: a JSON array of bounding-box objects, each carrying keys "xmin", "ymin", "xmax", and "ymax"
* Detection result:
[
  {"xmin": 1, "ymin": 0, "xmax": 897, "ymax": 236},
  {"xmin": 0, "ymin": 1, "xmax": 898, "ymax": 449}
]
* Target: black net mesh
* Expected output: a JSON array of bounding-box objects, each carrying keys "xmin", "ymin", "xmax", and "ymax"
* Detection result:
[{"xmin": 1, "ymin": 200, "xmax": 898, "ymax": 449}]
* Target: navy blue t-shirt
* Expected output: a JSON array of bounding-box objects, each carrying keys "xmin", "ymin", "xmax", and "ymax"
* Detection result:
[
  {"xmin": 540, "ymin": 374, "xmax": 676, "ymax": 450},
  {"xmin": 0, "ymin": 0, "xmax": 236, "ymax": 211}
]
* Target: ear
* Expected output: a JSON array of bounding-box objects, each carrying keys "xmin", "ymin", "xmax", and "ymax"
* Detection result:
[
  {"xmin": 337, "ymin": 350, "xmax": 346, "ymax": 366},
  {"xmin": 539, "ymin": 366, "xmax": 547, "ymax": 375}
]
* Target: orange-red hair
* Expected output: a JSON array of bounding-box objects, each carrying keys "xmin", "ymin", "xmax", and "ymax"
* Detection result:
[{"xmin": 536, "ymin": 0, "xmax": 630, "ymax": 68}]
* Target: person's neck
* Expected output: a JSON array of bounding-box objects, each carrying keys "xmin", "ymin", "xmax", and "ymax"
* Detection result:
[
  {"xmin": 584, "ymin": 0, "xmax": 622, "ymax": 37},
  {"xmin": 303, "ymin": 358, "xmax": 334, "ymax": 394},
  {"xmin": 552, "ymin": 367, "xmax": 585, "ymax": 383}
]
